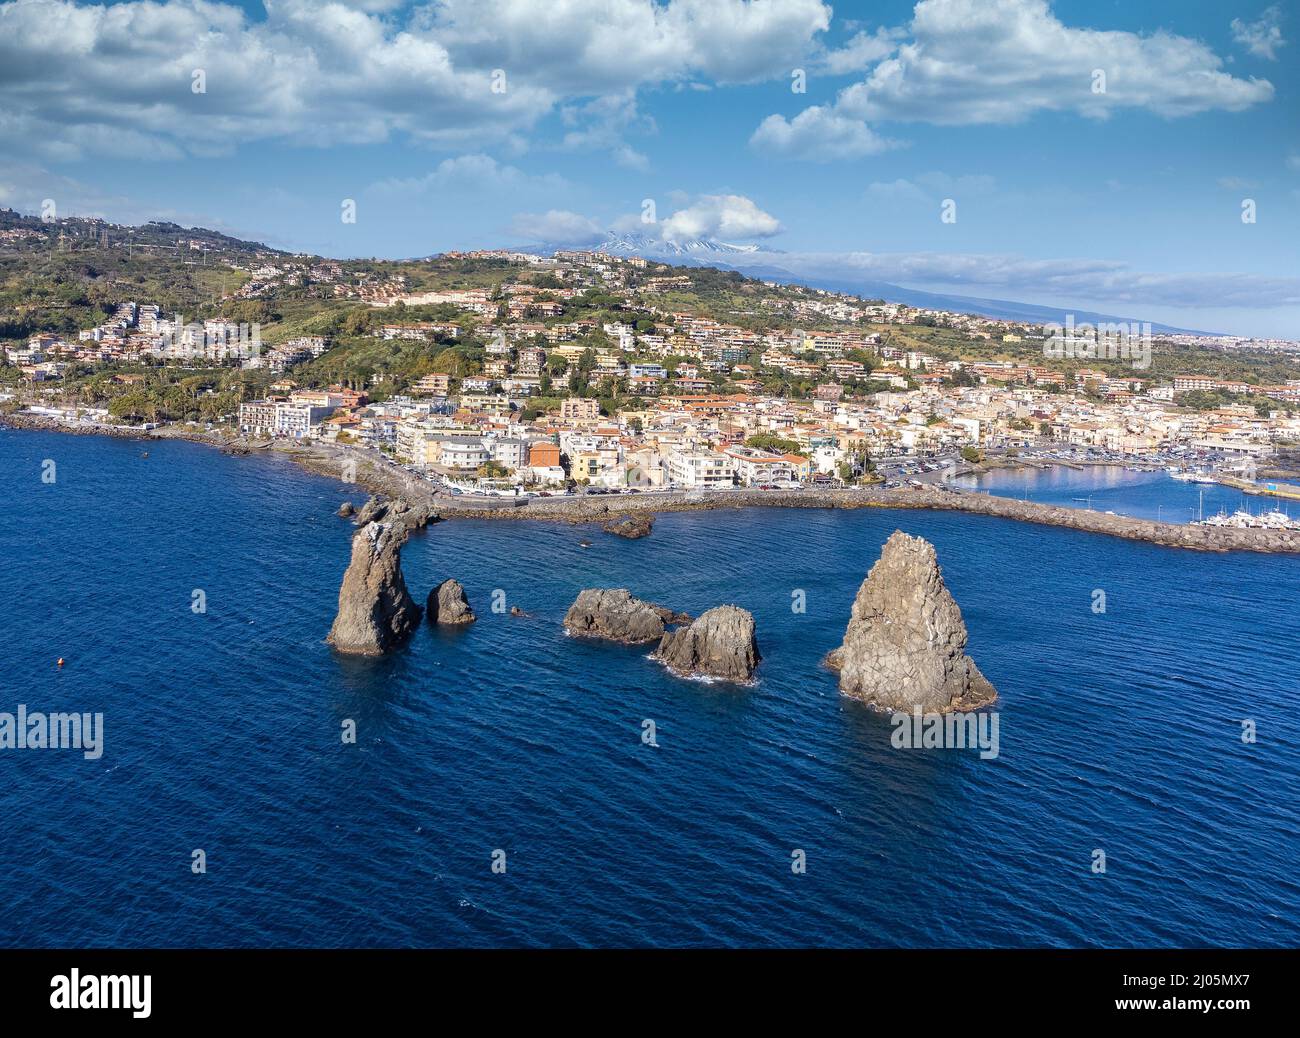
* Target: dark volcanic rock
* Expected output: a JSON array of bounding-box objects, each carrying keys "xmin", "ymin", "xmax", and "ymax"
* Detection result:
[
  {"xmin": 428, "ymin": 579, "xmax": 475, "ymax": 625},
  {"xmin": 653, "ymin": 604, "xmax": 760, "ymax": 682},
  {"xmin": 652, "ymin": 605, "xmax": 693, "ymax": 626},
  {"xmin": 602, "ymin": 512, "xmax": 654, "ymax": 539},
  {"xmin": 563, "ymin": 588, "xmax": 666, "ymax": 643},
  {"xmin": 832, "ymin": 530, "xmax": 995, "ymax": 713},
  {"xmin": 353, "ymin": 495, "xmax": 387, "ymax": 526},
  {"xmin": 327, "ymin": 521, "xmax": 422, "ymax": 655},
  {"xmin": 352, "ymin": 495, "xmax": 438, "ymax": 531}
]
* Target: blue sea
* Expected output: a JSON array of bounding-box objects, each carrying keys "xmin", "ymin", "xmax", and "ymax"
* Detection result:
[
  {"xmin": 1, "ymin": 428, "xmax": 1297, "ymax": 948},
  {"xmin": 954, "ymin": 463, "xmax": 1292, "ymax": 524}
]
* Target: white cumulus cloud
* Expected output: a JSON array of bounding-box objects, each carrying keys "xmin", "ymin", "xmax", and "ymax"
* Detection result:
[
  {"xmin": 752, "ymin": 0, "xmax": 1275, "ymax": 161},
  {"xmin": 0, "ymin": 0, "xmax": 833, "ymax": 161},
  {"xmin": 1231, "ymin": 5, "xmax": 1287, "ymax": 60},
  {"xmin": 426, "ymin": 0, "xmax": 831, "ymax": 91},
  {"xmin": 658, "ymin": 194, "xmax": 783, "ymax": 241},
  {"xmin": 751, "ymin": 106, "xmax": 901, "ymax": 160},
  {"xmin": 848, "ymin": 0, "xmax": 1274, "ymax": 123},
  {"xmin": 817, "ymin": 27, "xmax": 903, "ymax": 74}
]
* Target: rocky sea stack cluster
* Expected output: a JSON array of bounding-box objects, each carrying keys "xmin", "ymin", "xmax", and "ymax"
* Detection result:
[
  {"xmin": 328, "ymin": 496, "xmax": 469, "ymax": 654},
  {"xmin": 565, "ymin": 589, "xmax": 759, "ymax": 683},
  {"xmin": 828, "ymin": 530, "xmax": 996, "ymax": 713},
  {"xmin": 327, "ymin": 521, "xmax": 423, "ymax": 655},
  {"xmin": 324, "ymin": 500, "xmax": 990, "ymax": 708}
]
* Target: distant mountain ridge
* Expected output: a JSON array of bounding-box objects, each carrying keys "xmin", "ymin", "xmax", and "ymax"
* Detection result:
[
  {"xmin": 0, "ymin": 206, "xmax": 1221, "ymax": 336},
  {"xmin": 720, "ymin": 261, "xmax": 1222, "ymax": 337},
  {"xmin": 0, "ymin": 208, "xmax": 281, "ymax": 256},
  {"xmin": 593, "ymin": 231, "xmax": 761, "ymax": 256},
  {"xmin": 524, "ymin": 230, "xmax": 1219, "ymax": 337}
]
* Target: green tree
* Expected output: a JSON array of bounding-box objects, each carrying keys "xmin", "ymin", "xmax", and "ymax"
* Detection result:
[{"xmin": 745, "ymin": 433, "xmax": 804, "ymax": 455}]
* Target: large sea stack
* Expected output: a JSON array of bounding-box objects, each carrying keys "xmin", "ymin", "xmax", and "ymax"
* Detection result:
[
  {"xmin": 830, "ymin": 530, "xmax": 995, "ymax": 712},
  {"xmin": 428, "ymin": 579, "xmax": 475, "ymax": 625},
  {"xmin": 327, "ymin": 521, "xmax": 422, "ymax": 655},
  {"xmin": 653, "ymin": 605, "xmax": 760, "ymax": 683},
  {"xmin": 563, "ymin": 588, "xmax": 666, "ymax": 643}
]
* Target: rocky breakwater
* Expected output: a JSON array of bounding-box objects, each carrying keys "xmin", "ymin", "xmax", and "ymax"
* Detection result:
[
  {"xmin": 653, "ymin": 605, "xmax": 761, "ymax": 683},
  {"xmin": 828, "ymin": 530, "xmax": 995, "ymax": 712},
  {"xmin": 327, "ymin": 521, "xmax": 423, "ymax": 655},
  {"xmin": 428, "ymin": 579, "xmax": 475, "ymax": 625},
  {"xmin": 445, "ymin": 486, "xmax": 1300, "ymax": 554},
  {"xmin": 920, "ymin": 490, "xmax": 1300, "ymax": 555},
  {"xmin": 563, "ymin": 588, "xmax": 669, "ymax": 643}
]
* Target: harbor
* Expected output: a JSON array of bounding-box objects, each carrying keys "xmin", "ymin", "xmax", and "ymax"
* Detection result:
[{"xmin": 955, "ymin": 460, "xmax": 1300, "ymax": 531}]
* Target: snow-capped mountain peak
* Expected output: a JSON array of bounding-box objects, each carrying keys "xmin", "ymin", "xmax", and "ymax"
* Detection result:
[{"xmin": 593, "ymin": 232, "xmax": 762, "ymax": 257}]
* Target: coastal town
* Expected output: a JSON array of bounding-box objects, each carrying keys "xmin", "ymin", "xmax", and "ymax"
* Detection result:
[
  {"xmin": 5, "ymin": 234, "xmax": 1300, "ymax": 517},
  {"xmin": 3, "ymin": 0, "xmax": 1298, "ymax": 980}
]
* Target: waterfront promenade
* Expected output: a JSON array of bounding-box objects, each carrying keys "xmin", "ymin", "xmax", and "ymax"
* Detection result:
[{"xmin": 8, "ymin": 411, "xmax": 1300, "ymax": 555}]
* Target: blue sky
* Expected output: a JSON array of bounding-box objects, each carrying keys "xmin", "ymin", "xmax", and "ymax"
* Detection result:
[{"xmin": 0, "ymin": 0, "xmax": 1296, "ymax": 335}]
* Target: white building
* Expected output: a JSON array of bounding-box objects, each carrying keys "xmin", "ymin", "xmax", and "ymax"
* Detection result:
[
  {"xmin": 663, "ymin": 449, "xmax": 734, "ymax": 489},
  {"xmin": 722, "ymin": 446, "xmax": 800, "ymax": 486},
  {"xmin": 273, "ymin": 401, "xmax": 335, "ymax": 439},
  {"xmin": 484, "ymin": 437, "xmax": 528, "ymax": 471},
  {"xmin": 438, "ymin": 436, "xmax": 490, "ymax": 471}
]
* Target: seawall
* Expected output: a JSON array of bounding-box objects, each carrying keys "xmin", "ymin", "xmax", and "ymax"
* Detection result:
[{"xmin": 6, "ymin": 413, "xmax": 1300, "ymax": 555}]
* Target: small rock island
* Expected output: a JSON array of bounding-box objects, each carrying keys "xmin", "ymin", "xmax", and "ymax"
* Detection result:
[
  {"xmin": 602, "ymin": 513, "xmax": 654, "ymax": 539},
  {"xmin": 428, "ymin": 578, "xmax": 475, "ymax": 625},
  {"xmin": 829, "ymin": 530, "xmax": 995, "ymax": 712},
  {"xmin": 563, "ymin": 588, "xmax": 667, "ymax": 643},
  {"xmin": 653, "ymin": 604, "xmax": 760, "ymax": 683}
]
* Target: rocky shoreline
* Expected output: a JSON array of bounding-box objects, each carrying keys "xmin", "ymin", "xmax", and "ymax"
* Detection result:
[{"xmin": 7, "ymin": 411, "xmax": 1300, "ymax": 555}]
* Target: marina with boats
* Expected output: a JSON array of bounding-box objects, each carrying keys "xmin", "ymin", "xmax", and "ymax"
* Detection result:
[
  {"xmin": 955, "ymin": 457, "xmax": 1300, "ymax": 532},
  {"xmin": 1196, "ymin": 507, "xmax": 1300, "ymax": 531}
]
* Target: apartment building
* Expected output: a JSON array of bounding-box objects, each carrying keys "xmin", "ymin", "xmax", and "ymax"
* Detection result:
[
  {"xmin": 722, "ymin": 446, "xmax": 800, "ymax": 486},
  {"xmin": 663, "ymin": 449, "xmax": 734, "ymax": 488},
  {"xmin": 560, "ymin": 397, "xmax": 601, "ymax": 421}
]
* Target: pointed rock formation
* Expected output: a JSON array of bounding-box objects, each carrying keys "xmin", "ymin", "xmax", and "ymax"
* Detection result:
[
  {"xmin": 831, "ymin": 530, "xmax": 995, "ymax": 712},
  {"xmin": 564, "ymin": 588, "xmax": 666, "ymax": 643},
  {"xmin": 327, "ymin": 521, "xmax": 422, "ymax": 655},
  {"xmin": 428, "ymin": 579, "xmax": 475, "ymax": 625},
  {"xmin": 653, "ymin": 604, "xmax": 760, "ymax": 683}
]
